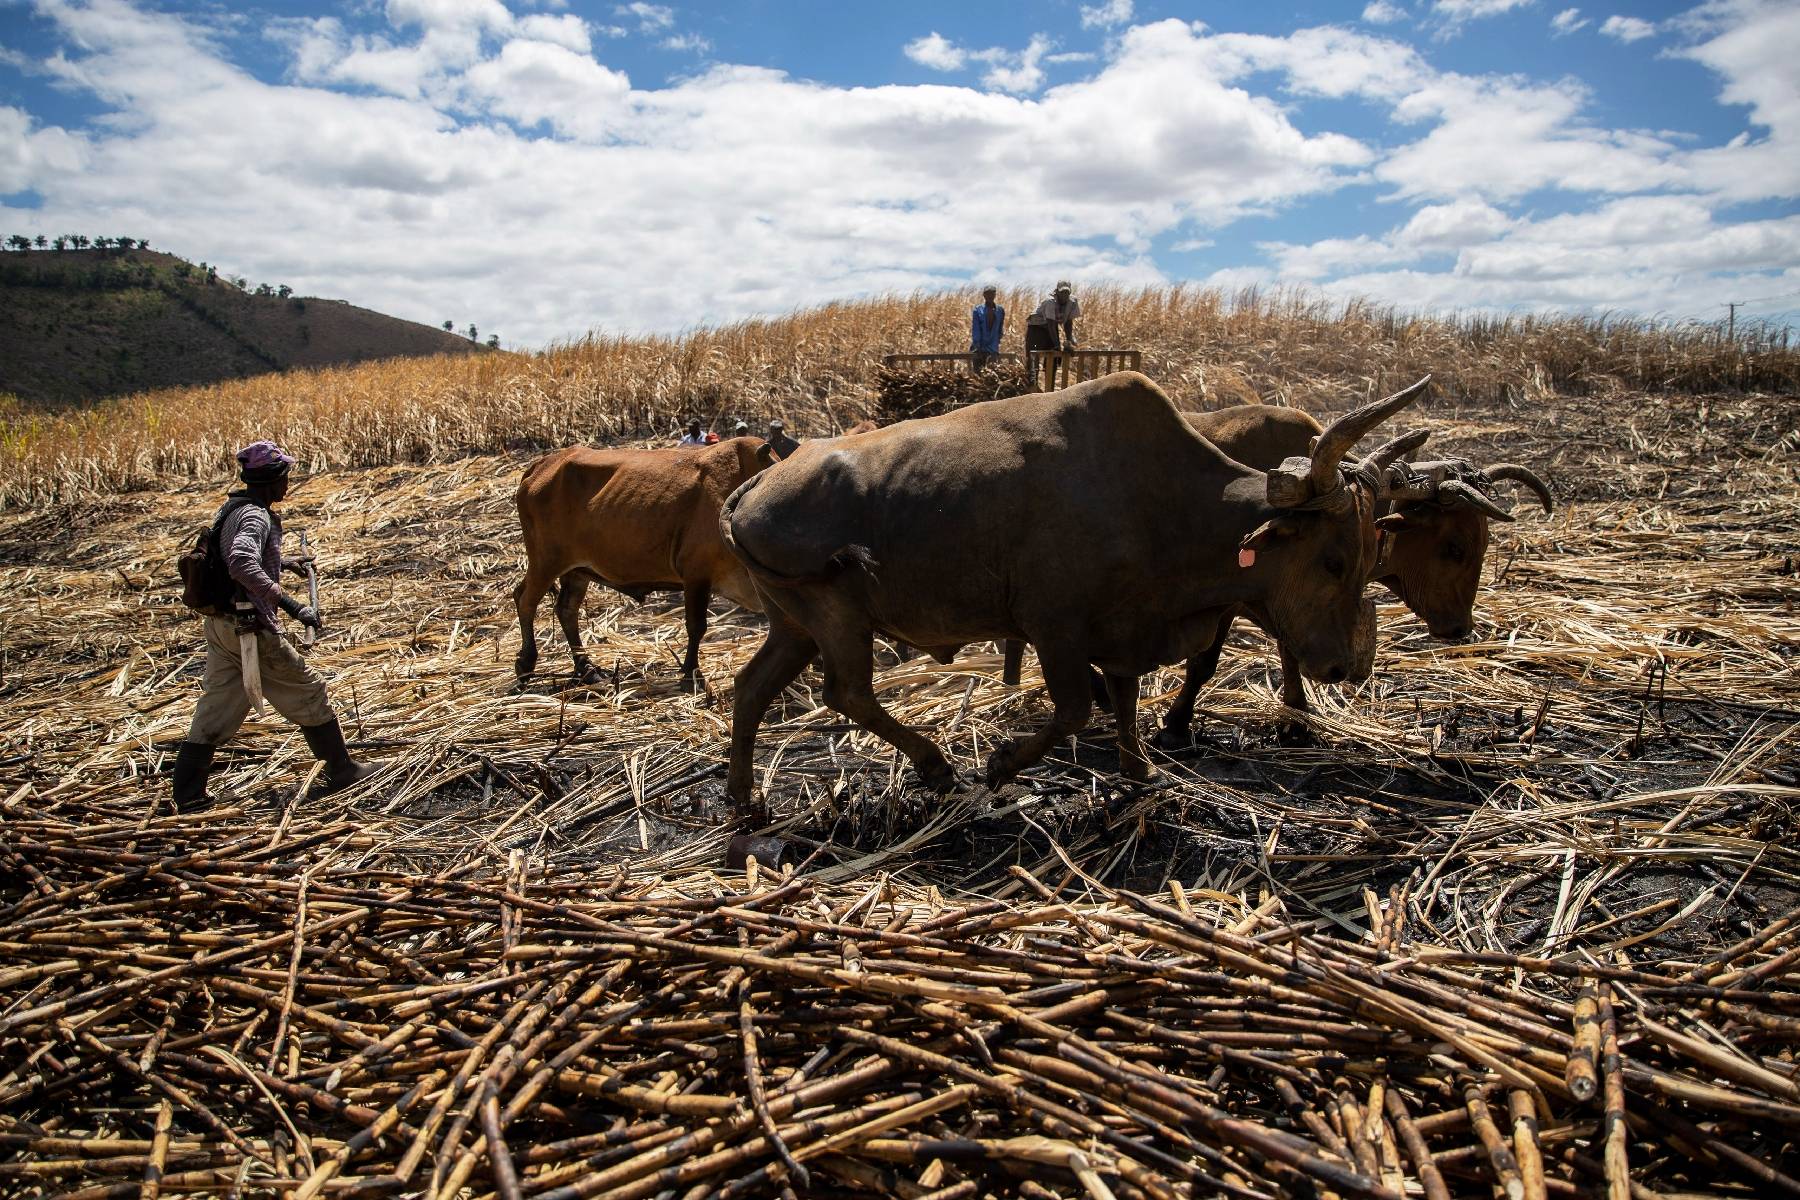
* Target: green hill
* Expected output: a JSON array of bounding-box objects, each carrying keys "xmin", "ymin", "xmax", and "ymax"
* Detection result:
[{"xmin": 0, "ymin": 247, "xmax": 486, "ymax": 408}]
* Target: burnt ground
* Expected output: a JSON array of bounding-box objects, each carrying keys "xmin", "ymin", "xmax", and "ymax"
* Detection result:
[{"xmin": 1, "ymin": 386, "xmax": 1797, "ymax": 966}]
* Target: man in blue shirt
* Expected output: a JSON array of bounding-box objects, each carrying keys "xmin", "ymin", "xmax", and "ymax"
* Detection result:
[{"xmin": 969, "ymin": 286, "xmax": 1004, "ymax": 372}]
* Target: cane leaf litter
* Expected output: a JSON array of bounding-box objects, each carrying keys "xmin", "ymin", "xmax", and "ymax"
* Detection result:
[{"xmin": 0, "ymin": 287, "xmax": 1797, "ymax": 1197}]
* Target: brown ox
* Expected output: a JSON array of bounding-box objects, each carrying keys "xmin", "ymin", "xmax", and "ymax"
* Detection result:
[
  {"xmin": 998, "ymin": 404, "xmax": 1553, "ymax": 740},
  {"xmin": 718, "ymin": 371, "xmax": 1425, "ymax": 818},
  {"xmin": 514, "ymin": 437, "xmax": 776, "ymax": 685}
]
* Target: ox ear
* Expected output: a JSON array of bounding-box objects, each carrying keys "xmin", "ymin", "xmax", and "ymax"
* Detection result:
[
  {"xmin": 1239, "ymin": 514, "xmax": 1306, "ymax": 565},
  {"xmin": 1375, "ymin": 512, "xmax": 1411, "ymax": 533},
  {"xmin": 755, "ymin": 444, "xmax": 777, "ymax": 469}
]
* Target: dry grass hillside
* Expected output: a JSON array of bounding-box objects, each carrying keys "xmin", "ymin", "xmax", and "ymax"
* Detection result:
[
  {"xmin": 0, "ymin": 288, "xmax": 1797, "ymax": 1197},
  {"xmin": 0, "ymin": 247, "xmax": 484, "ymax": 410}
]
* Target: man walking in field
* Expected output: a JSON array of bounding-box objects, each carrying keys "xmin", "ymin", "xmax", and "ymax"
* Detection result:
[
  {"xmin": 969, "ymin": 285, "xmax": 1005, "ymax": 371},
  {"xmin": 169, "ymin": 441, "xmax": 380, "ymax": 810}
]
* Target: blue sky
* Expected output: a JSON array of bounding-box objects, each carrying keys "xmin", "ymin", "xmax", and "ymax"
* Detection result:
[{"xmin": 2, "ymin": 0, "xmax": 1797, "ymax": 346}]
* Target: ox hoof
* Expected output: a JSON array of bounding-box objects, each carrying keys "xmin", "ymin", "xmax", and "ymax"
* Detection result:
[
  {"xmin": 983, "ymin": 747, "xmax": 1021, "ymax": 790},
  {"xmin": 573, "ymin": 663, "xmax": 606, "ymax": 686},
  {"xmin": 513, "ymin": 654, "xmax": 536, "ymax": 680},
  {"xmin": 1120, "ymin": 759, "xmax": 1160, "ymax": 785},
  {"xmin": 1275, "ymin": 719, "xmax": 1317, "ymax": 748},
  {"xmin": 1151, "ymin": 724, "xmax": 1193, "ymax": 751},
  {"xmin": 729, "ymin": 801, "xmax": 771, "ymax": 831},
  {"xmin": 916, "ymin": 760, "xmax": 959, "ymax": 795}
]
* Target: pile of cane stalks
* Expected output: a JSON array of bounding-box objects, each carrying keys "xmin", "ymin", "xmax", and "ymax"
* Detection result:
[
  {"xmin": 874, "ymin": 362, "xmax": 1034, "ymax": 425},
  {"xmin": 2, "ymin": 801, "xmax": 1795, "ymax": 1200}
]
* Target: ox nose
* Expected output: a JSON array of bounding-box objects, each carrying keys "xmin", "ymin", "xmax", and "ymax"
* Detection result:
[
  {"xmin": 1322, "ymin": 666, "xmax": 1347, "ymax": 685},
  {"xmin": 1437, "ymin": 623, "xmax": 1472, "ymax": 642}
]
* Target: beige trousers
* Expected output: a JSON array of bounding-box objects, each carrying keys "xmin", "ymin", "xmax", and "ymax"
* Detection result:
[{"xmin": 186, "ymin": 616, "xmax": 336, "ymax": 745}]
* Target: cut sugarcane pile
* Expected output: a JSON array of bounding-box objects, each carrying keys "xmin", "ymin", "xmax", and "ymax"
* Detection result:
[
  {"xmin": 2, "ymin": 803, "xmax": 1795, "ymax": 1199},
  {"xmin": 874, "ymin": 361, "xmax": 1033, "ymax": 425}
]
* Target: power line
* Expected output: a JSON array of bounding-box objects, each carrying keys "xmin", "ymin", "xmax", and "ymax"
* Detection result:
[
  {"xmin": 1736, "ymin": 287, "xmax": 1800, "ymax": 308},
  {"xmin": 1722, "ymin": 287, "xmax": 1800, "ymax": 310},
  {"xmin": 1721, "ymin": 288, "xmax": 1800, "ymax": 338}
]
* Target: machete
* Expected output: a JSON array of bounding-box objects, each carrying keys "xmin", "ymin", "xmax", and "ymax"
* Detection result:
[
  {"xmin": 235, "ymin": 600, "xmax": 264, "ymax": 713},
  {"xmin": 299, "ymin": 530, "xmax": 318, "ymax": 649}
]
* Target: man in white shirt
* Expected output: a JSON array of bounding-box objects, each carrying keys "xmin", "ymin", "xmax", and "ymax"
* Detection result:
[
  {"xmin": 1036, "ymin": 275, "xmax": 1072, "ymax": 345},
  {"xmin": 1026, "ymin": 280, "xmax": 1080, "ymax": 352}
]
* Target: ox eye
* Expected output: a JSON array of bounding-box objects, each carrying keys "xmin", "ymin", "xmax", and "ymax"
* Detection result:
[
  {"xmin": 1323, "ymin": 555, "xmax": 1347, "ymax": 578},
  {"xmin": 1444, "ymin": 542, "xmax": 1466, "ymax": 563}
]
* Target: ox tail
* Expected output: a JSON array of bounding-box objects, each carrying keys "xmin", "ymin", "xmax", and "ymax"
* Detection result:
[{"xmin": 718, "ymin": 473, "xmax": 878, "ymax": 589}]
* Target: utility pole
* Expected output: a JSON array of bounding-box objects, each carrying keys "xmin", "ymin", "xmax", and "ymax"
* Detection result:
[{"xmin": 1727, "ymin": 301, "xmax": 1738, "ymax": 340}]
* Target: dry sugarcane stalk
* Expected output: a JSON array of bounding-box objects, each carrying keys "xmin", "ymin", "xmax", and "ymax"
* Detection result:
[
  {"xmin": 479, "ymin": 1081, "xmax": 523, "ymax": 1200},
  {"xmin": 1566, "ymin": 975, "xmax": 1601, "ymax": 1101},
  {"xmin": 1599, "ymin": 981, "xmax": 1629, "ymax": 1200},
  {"xmin": 1463, "ymin": 1082, "xmax": 1526, "ymax": 1200},
  {"xmin": 141, "ymin": 1097, "xmax": 172, "ymax": 1200},
  {"xmin": 1507, "ymin": 1087, "xmax": 1547, "ymax": 1200}
]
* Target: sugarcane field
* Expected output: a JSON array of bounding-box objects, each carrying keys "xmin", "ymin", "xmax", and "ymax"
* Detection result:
[{"xmin": 1, "ymin": 285, "xmax": 1797, "ymax": 1200}]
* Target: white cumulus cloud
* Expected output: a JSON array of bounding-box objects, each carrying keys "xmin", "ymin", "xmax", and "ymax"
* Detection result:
[
  {"xmin": 1363, "ymin": 2, "xmax": 1408, "ymax": 24},
  {"xmin": 616, "ymin": 3, "xmax": 672, "ymax": 33},
  {"xmin": 980, "ymin": 34, "xmax": 1053, "ymax": 94},
  {"xmin": 1080, "ymin": 0, "xmax": 1134, "ymax": 30},
  {"xmin": 1551, "ymin": 8, "xmax": 1588, "ymax": 35},
  {"xmin": 1431, "ymin": 0, "xmax": 1534, "ymax": 18},
  {"xmin": 904, "ymin": 32, "xmax": 966, "ymax": 72},
  {"xmin": 1600, "ymin": 15, "xmax": 1659, "ymax": 41}
]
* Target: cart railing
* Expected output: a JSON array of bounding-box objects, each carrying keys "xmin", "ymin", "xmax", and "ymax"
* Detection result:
[{"xmin": 1026, "ymin": 349, "xmax": 1143, "ymax": 392}]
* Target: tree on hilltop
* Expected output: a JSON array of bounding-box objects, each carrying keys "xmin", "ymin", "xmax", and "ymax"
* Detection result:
[
  {"xmin": 466, "ymin": 323, "xmax": 478, "ymax": 341},
  {"xmin": 486, "ymin": 334, "xmax": 499, "ymax": 348},
  {"xmin": 34, "ymin": 235, "xmax": 47, "ymax": 249},
  {"xmin": 5, "ymin": 235, "xmax": 30, "ymax": 252},
  {"xmin": 70, "ymin": 234, "xmax": 89, "ymax": 249},
  {"xmin": 52, "ymin": 236, "xmax": 66, "ymax": 250},
  {"xmin": 277, "ymin": 284, "xmax": 291, "ymax": 299},
  {"xmin": 443, "ymin": 320, "xmax": 454, "ymax": 333}
]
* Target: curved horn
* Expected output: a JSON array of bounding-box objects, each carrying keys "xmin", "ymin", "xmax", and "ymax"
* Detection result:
[
  {"xmin": 1481, "ymin": 464, "xmax": 1553, "ymax": 513},
  {"xmin": 1310, "ymin": 376, "xmax": 1431, "ymax": 493},
  {"xmin": 1440, "ymin": 479, "xmax": 1515, "ymax": 522},
  {"xmin": 1364, "ymin": 429, "xmax": 1430, "ymax": 472}
]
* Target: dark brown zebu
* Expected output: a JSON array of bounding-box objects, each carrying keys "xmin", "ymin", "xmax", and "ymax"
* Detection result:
[
  {"xmin": 1153, "ymin": 404, "xmax": 1553, "ymax": 742},
  {"xmin": 996, "ymin": 403, "xmax": 1555, "ymax": 741},
  {"xmin": 718, "ymin": 371, "xmax": 1426, "ymax": 819},
  {"xmin": 514, "ymin": 437, "xmax": 776, "ymax": 685}
]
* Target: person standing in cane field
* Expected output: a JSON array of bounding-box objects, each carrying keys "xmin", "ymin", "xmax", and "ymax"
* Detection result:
[
  {"xmin": 169, "ymin": 441, "xmax": 380, "ymax": 810},
  {"xmin": 1025, "ymin": 280, "xmax": 1079, "ymax": 353},
  {"xmin": 1025, "ymin": 280, "xmax": 1081, "ymax": 388},
  {"xmin": 969, "ymin": 285, "xmax": 1005, "ymax": 372}
]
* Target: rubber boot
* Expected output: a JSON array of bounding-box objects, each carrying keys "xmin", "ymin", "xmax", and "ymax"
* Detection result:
[
  {"xmin": 171, "ymin": 741, "xmax": 216, "ymax": 812},
  {"xmin": 301, "ymin": 718, "xmax": 381, "ymax": 795}
]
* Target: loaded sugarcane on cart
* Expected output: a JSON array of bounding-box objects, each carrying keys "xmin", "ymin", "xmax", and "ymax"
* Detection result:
[{"xmin": 878, "ymin": 348, "xmax": 1143, "ymax": 393}]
